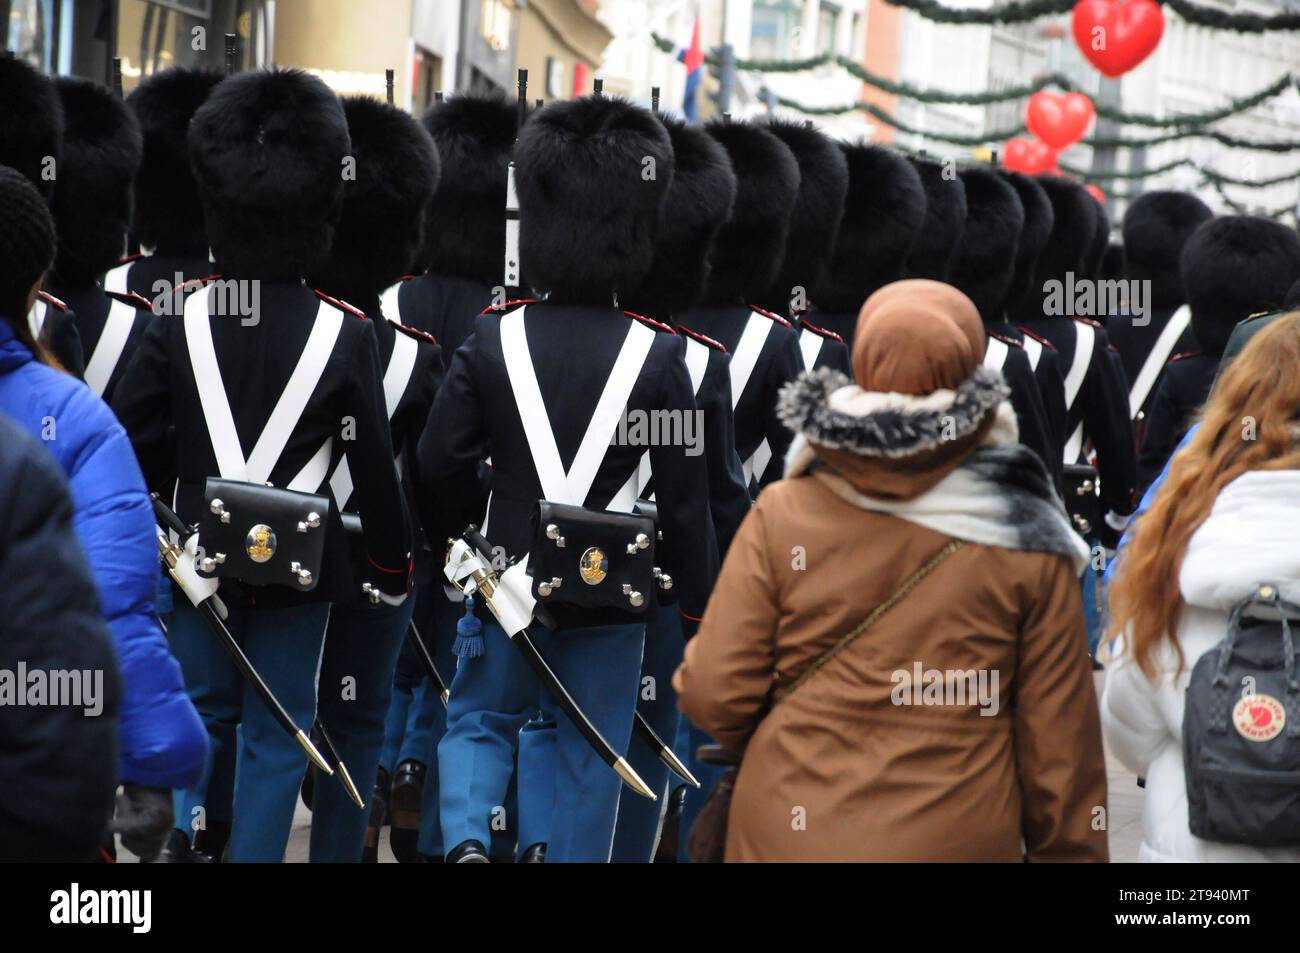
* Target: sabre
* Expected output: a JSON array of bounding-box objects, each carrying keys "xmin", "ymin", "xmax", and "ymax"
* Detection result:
[
  {"xmin": 407, "ymin": 619, "xmax": 450, "ymax": 707},
  {"xmin": 312, "ymin": 722, "xmax": 366, "ymax": 809},
  {"xmin": 151, "ymin": 494, "xmax": 332, "ymax": 777},
  {"xmin": 633, "ymin": 712, "xmax": 700, "ymax": 789},
  {"xmin": 446, "ymin": 528, "xmax": 656, "ymax": 800}
]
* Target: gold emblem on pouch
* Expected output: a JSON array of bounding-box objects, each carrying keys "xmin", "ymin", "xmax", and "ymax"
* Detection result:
[
  {"xmin": 246, "ymin": 524, "xmax": 277, "ymax": 563},
  {"xmin": 579, "ymin": 547, "xmax": 608, "ymax": 585}
]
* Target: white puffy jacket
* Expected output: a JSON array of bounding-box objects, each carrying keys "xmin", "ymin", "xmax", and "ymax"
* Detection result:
[{"xmin": 1101, "ymin": 470, "xmax": 1300, "ymax": 863}]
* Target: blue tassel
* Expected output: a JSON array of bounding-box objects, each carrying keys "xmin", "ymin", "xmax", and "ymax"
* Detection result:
[{"xmin": 453, "ymin": 596, "xmax": 484, "ymax": 659}]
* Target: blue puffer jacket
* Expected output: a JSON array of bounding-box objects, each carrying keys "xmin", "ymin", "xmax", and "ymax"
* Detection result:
[{"xmin": 0, "ymin": 320, "xmax": 206, "ymax": 789}]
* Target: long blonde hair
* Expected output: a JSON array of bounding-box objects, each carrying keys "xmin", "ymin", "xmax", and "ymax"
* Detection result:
[{"xmin": 1108, "ymin": 311, "xmax": 1300, "ymax": 677}]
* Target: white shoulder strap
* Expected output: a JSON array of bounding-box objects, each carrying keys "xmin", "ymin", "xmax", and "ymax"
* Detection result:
[
  {"xmin": 500, "ymin": 306, "xmax": 654, "ymax": 508},
  {"xmin": 799, "ymin": 326, "xmax": 824, "ymax": 370},
  {"xmin": 729, "ymin": 311, "xmax": 773, "ymax": 410},
  {"xmin": 84, "ymin": 297, "xmax": 138, "ymax": 397},
  {"xmin": 380, "ymin": 282, "xmax": 403, "ymax": 325},
  {"xmin": 684, "ymin": 337, "xmax": 710, "ymax": 397},
  {"xmin": 1129, "ymin": 305, "xmax": 1190, "ymax": 420},
  {"xmin": 104, "ymin": 261, "xmax": 132, "ymax": 295},
  {"xmin": 185, "ymin": 284, "xmax": 343, "ymax": 487},
  {"xmin": 383, "ymin": 326, "xmax": 419, "ymax": 417},
  {"xmin": 27, "ymin": 298, "xmax": 46, "ymax": 339},
  {"xmin": 982, "ymin": 336, "xmax": 1009, "ymax": 371},
  {"xmin": 1021, "ymin": 334, "xmax": 1043, "ymax": 372},
  {"xmin": 1063, "ymin": 321, "xmax": 1095, "ymax": 413}
]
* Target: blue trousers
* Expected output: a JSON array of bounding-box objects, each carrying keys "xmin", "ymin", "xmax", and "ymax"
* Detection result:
[
  {"xmin": 168, "ymin": 598, "xmax": 330, "ymax": 862},
  {"xmin": 673, "ymin": 717, "xmax": 728, "ymax": 863},
  {"xmin": 515, "ymin": 715, "xmax": 554, "ymax": 855},
  {"xmin": 610, "ymin": 605, "xmax": 684, "ymax": 861},
  {"xmin": 438, "ymin": 619, "xmax": 644, "ymax": 862},
  {"xmin": 308, "ymin": 597, "xmax": 413, "ymax": 862}
]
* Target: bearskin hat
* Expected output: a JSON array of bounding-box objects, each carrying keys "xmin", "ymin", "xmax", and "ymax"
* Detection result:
[
  {"xmin": 623, "ymin": 115, "xmax": 736, "ymax": 320},
  {"xmin": 948, "ymin": 167, "xmax": 1024, "ymax": 322},
  {"xmin": 1181, "ymin": 215, "xmax": 1300, "ymax": 358},
  {"xmin": 998, "ymin": 170, "xmax": 1054, "ymax": 315},
  {"xmin": 309, "ymin": 96, "xmax": 440, "ymax": 306},
  {"xmin": 420, "ymin": 94, "xmax": 519, "ymax": 286},
  {"xmin": 126, "ymin": 68, "xmax": 223, "ymax": 255},
  {"xmin": 1085, "ymin": 195, "xmax": 1110, "ymax": 280},
  {"xmin": 188, "ymin": 69, "xmax": 350, "ymax": 281},
  {"xmin": 700, "ymin": 120, "xmax": 800, "ymax": 305},
  {"xmin": 814, "ymin": 144, "xmax": 925, "ymax": 314},
  {"xmin": 905, "ymin": 157, "xmax": 967, "ymax": 281},
  {"xmin": 514, "ymin": 95, "xmax": 673, "ymax": 304},
  {"xmin": 756, "ymin": 118, "xmax": 848, "ymax": 312},
  {"xmin": 1121, "ymin": 191, "xmax": 1213, "ymax": 310},
  {"xmin": 1009, "ymin": 176, "xmax": 1096, "ymax": 322},
  {"xmin": 1286, "ymin": 275, "xmax": 1300, "ymax": 311},
  {"xmin": 0, "ymin": 56, "xmax": 62, "ymax": 198},
  {"xmin": 1100, "ymin": 241, "xmax": 1125, "ymax": 284},
  {"xmin": 49, "ymin": 77, "xmax": 142, "ymax": 285}
]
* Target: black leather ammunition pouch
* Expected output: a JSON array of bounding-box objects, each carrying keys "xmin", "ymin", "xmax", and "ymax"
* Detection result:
[
  {"xmin": 197, "ymin": 478, "xmax": 330, "ymax": 591},
  {"xmin": 529, "ymin": 501, "xmax": 669, "ymax": 614}
]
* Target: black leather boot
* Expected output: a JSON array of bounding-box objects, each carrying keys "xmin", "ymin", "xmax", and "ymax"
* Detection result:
[
  {"xmin": 446, "ymin": 839, "xmax": 489, "ymax": 863},
  {"xmin": 519, "ymin": 842, "xmax": 547, "ymax": 864},
  {"xmin": 389, "ymin": 759, "xmax": 425, "ymax": 864}
]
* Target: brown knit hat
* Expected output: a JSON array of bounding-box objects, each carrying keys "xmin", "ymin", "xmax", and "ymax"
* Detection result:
[{"xmin": 852, "ymin": 279, "xmax": 986, "ymax": 393}]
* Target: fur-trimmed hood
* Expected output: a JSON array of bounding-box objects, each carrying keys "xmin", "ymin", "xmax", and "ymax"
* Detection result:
[
  {"xmin": 815, "ymin": 144, "xmax": 925, "ymax": 314},
  {"xmin": 949, "ymin": 167, "xmax": 1023, "ymax": 323},
  {"xmin": 50, "ymin": 77, "xmax": 142, "ymax": 285},
  {"xmin": 515, "ymin": 95, "xmax": 673, "ymax": 304},
  {"xmin": 420, "ymin": 94, "xmax": 519, "ymax": 285},
  {"xmin": 1121, "ymin": 190, "xmax": 1213, "ymax": 310},
  {"xmin": 756, "ymin": 118, "xmax": 848, "ymax": 313},
  {"xmin": 188, "ymin": 69, "xmax": 350, "ymax": 281},
  {"xmin": 701, "ymin": 120, "xmax": 800, "ymax": 305},
  {"xmin": 999, "ymin": 170, "xmax": 1053, "ymax": 316},
  {"xmin": 0, "ymin": 56, "xmax": 62, "ymax": 197},
  {"xmin": 623, "ymin": 114, "xmax": 736, "ymax": 320},
  {"xmin": 1181, "ymin": 215, "xmax": 1300, "ymax": 358},
  {"xmin": 1011, "ymin": 176, "xmax": 1095, "ymax": 324},
  {"xmin": 126, "ymin": 68, "xmax": 223, "ymax": 255},
  {"xmin": 905, "ymin": 157, "xmax": 967, "ymax": 281},
  {"xmin": 311, "ymin": 96, "xmax": 440, "ymax": 305}
]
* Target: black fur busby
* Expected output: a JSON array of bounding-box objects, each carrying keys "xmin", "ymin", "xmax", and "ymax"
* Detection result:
[
  {"xmin": 188, "ymin": 69, "xmax": 350, "ymax": 281},
  {"xmin": 1010, "ymin": 176, "xmax": 1095, "ymax": 323},
  {"xmin": 1121, "ymin": 191, "xmax": 1213, "ymax": 310},
  {"xmin": 1100, "ymin": 241, "xmax": 1125, "ymax": 284},
  {"xmin": 1285, "ymin": 276, "xmax": 1300, "ymax": 311},
  {"xmin": 1085, "ymin": 195, "xmax": 1110, "ymax": 279},
  {"xmin": 701, "ymin": 120, "xmax": 800, "ymax": 305},
  {"xmin": 905, "ymin": 157, "xmax": 967, "ymax": 281},
  {"xmin": 948, "ymin": 167, "xmax": 1024, "ymax": 323},
  {"xmin": 310, "ymin": 96, "xmax": 440, "ymax": 306},
  {"xmin": 998, "ymin": 170, "xmax": 1054, "ymax": 316},
  {"xmin": 623, "ymin": 115, "xmax": 736, "ymax": 320},
  {"xmin": 126, "ymin": 68, "xmax": 223, "ymax": 255},
  {"xmin": 420, "ymin": 94, "xmax": 518, "ymax": 286},
  {"xmin": 756, "ymin": 118, "xmax": 848, "ymax": 312},
  {"xmin": 1181, "ymin": 216, "xmax": 1300, "ymax": 358},
  {"xmin": 0, "ymin": 56, "xmax": 62, "ymax": 197},
  {"xmin": 49, "ymin": 77, "xmax": 142, "ymax": 285},
  {"xmin": 514, "ymin": 95, "xmax": 673, "ymax": 304},
  {"xmin": 814, "ymin": 144, "xmax": 925, "ymax": 314}
]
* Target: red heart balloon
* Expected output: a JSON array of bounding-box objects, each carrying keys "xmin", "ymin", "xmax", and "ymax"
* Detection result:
[
  {"xmin": 1002, "ymin": 138, "xmax": 1058, "ymax": 175},
  {"xmin": 1026, "ymin": 91, "xmax": 1095, "ymax": 150},
  {"xmin": 1085, "ymin": 184, "xmax": 1106, "ymax": 203},
  {"xmin": 1072, "ymin": 0, "xmax": 1165, "ymax": 78}
]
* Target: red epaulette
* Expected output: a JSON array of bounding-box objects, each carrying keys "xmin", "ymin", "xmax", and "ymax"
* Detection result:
[
  {"xmin": 111, "ymin": 251, "xmax": 147, "ymax": 268},
  {"xmin": 1071, "ymin": 316, "xmax": 1104, "ymax": 330},
  {"xmin": 1169, "ymin": 350, "xmax": 1202, "ymax": 364},
  {"xmin": 392, "ymin": 321, "xmax": 438, "ymax": 348},
  {"xmin": 749, "ymin": 304, "xmax": 792, "ymax": 329},
  {"xmin": 1017, "ymin": 326, "xmax": 1057, "ymax": 351},
  {"xmin": 678, "ymin": 325, "xmax": 726, "ymax": 353},
  {"xmin": 105, "ymin": 290, "xmax": 155, "ymax": 312},
  {"xmin": 798, "ymin": 320, "xmax": 844, "ymax": 344},
  {"xmin": 314, "ymin": 290, "xmax": 368, "ymax": 321},
  {"xmin": 479, "ymin": 298, "xmax": 538, "ymax": 315},
  {"xmin": 37, "ymin": 291, "xmax": 68, "ymax": 312},
  {"xmin": 988, "ymin": 330, "xmax": 1024, "ymax": 348},
  {"xmin": 625, "ymin": 310, "xmax": 676, "ymax": 334},
  {"xmin": 172, "ymin": 274, "xmax": 220, "ymax": 297}
]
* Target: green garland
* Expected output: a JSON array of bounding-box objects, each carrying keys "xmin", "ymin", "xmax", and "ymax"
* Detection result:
[
  {"xmin": 1209, "ymin": 179, "xmax": 1299, "ymax": 220},
  {"xmin": 879, "ymin": 0, "xmax": 1300, "ymax": 31}
]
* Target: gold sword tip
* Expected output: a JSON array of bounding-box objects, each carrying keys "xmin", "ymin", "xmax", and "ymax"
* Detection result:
[
  {"xmin": 614, "ymin": 756, "xmax": 657, "ymax": 801},
  {"xmin": 296, "ymin": 729, "xmax": 335, "ymax": 776},
  {"xmin": 658, "ymin": 747, "xmax": 702, "ymax": 789}
]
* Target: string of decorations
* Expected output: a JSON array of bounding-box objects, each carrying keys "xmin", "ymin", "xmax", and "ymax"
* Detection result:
[
  {"xmin": 879, "ymin": 0, "xmax": 1300, "ymax": 32},
  {"xmin": 1061, "ymin": 157, "xmax": 1300, "ymax": 187},
  {"xmin": 1208, "ymin": 178, "xmax": 1299, "ymax": 220}
]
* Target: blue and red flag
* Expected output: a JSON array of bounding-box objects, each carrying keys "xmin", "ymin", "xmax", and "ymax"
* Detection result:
[{"xmin": 679, "ymin": 18, "xmax": 704, "ymax": 121}]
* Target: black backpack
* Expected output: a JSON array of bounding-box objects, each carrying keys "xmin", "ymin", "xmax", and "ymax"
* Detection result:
[{"xmin": 1184, "ymin": 584, "xmax": 1300, "ymax": 846}]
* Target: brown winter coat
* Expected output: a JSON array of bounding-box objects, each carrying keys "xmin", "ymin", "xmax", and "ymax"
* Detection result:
[{"xmin": 674, "ymin": 451, "xmax": 1109, "ymax": 862}]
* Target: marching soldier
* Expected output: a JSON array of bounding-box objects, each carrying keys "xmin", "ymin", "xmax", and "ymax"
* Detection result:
[
  {"xmin": 754, "ymin": 118, "xmax": 851, "ymax": 376},
  {"xmin": 113, "ymin": 68, "xmax": 225, "ymax": 300},
  {"xmin": 46, "ymin": 76, "xmax": 154, "ymax": 402},
  {"xmin": 305, "ymin": 95, "xmax": 444, "ymax": 863},
  {"xmin": 0, "ymin": 55, "xmax": 85, "ymax": 374},
  {"xmin": 949, "ymin": 167, "xmax": 1062, "ymax": 486},
  {"xmin": 905, "ymin": 155, "xmax": 967, "ymax": 281},
  {"xmin": 1108, "ymin": 191, "xmax": 1213, "ymax": 438},
  {"xmin": 677, "ymin": 119, "xmax": 803, "ymax": 493},
  {"xmin": 811, "ymin": 143, "xmax": 926, "ymax": 354},
  {"xmin": 112, "ymin": 68, "xmax": 412, "ymax": 863},
  {"xmin": 1138, "ymin": 216, "xmax": 1300, "ymax": 491},
  {"xmin": 417, "ymin": 94, "xmax": 717, "ymax": 863}
]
